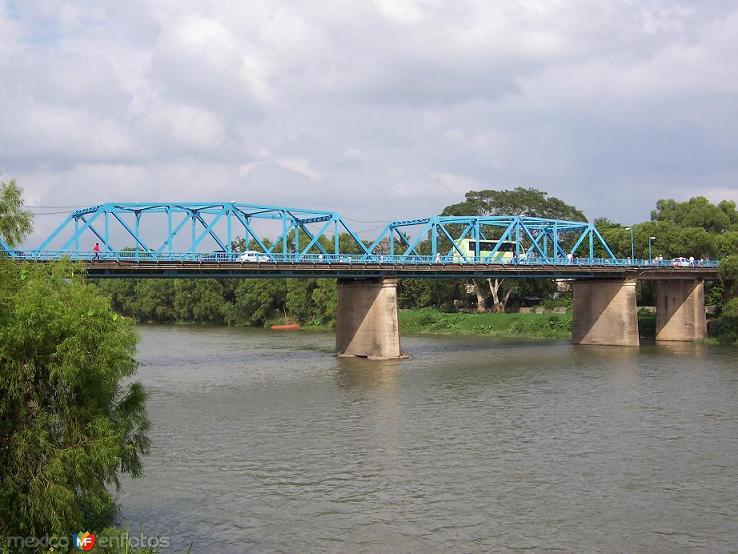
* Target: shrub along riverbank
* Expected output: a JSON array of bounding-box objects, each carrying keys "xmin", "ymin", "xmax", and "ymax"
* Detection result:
[
  {"xmin": 398, "ymin": 308, "xmax": 573, "ymax": 339},
  {"xmin": 397, "ymin": 308, "xmax": 697, "ymax": 341}
]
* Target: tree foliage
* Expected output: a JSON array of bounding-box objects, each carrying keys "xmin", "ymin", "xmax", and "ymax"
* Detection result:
[
  {"xmin": 442, "ymin": 187, "xmax": 586, "ymax": 221},
  {"xmin": 437, "ymin": 187, "xmax": 584, "ymax": 311},
  {"xmin": 651, "ymin": 197, "xmax": 738, "ymax": 234},
  {"xmin": 0, "ymin": 179, "xmax": 33, "ymax": 248},
  {"xmin": 0, "ymin": 261, "xmax": 149, "ymax": 541}
]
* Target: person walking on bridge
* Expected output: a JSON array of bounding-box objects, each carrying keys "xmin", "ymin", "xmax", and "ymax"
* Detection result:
[{"xmin": 92, "ymin": 242, "xmax": 100, "ymax": 260}]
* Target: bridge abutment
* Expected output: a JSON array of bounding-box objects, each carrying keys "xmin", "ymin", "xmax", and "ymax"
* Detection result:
[
  {"xmin": 655, "ymin": 279, "xmax": 707, "ymax": 342},
  {"xmin": 335, "ymin": 277, "xmax": 404, "ymax": 359},
  {"xmin": 572, "ymin": 278, "xmax": 639, "ymax": 346}
]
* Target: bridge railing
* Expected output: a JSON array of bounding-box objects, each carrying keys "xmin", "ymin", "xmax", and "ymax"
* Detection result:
[{"xmin": 4, "ymin": 250, "xmax": 720, "ymax": 268}]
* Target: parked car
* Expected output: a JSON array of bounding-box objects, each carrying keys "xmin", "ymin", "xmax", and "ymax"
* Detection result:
[
  {"xmin": 672, "ymin": 257, "xmax": 690, "ymax": 267},
  {"xmin": 238, "ymin": 250, "xmax": 271, "ymax": 262}
]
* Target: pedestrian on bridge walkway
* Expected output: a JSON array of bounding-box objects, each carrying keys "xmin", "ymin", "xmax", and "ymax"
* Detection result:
[{"xmin": 92, "ymin": 242, "xmax": 100, "ymax": 260}]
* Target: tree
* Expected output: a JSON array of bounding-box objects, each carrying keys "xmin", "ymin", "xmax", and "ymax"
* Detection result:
[
  {"xmin": 717, "ymin": 297, "xmax": 738, "ymax": 344},
  {"xmin": 717, "ymin": 231, "xmax": 738, "ymax": 258},
  {"xmin": 0, "ymin": 261, "xmax": 149, "ymax": 541},
  {"xmin": 442, "ymin": 187, "xmax": 586, "ymax": 221},
  {"xmin": 286, "ymin": 279, "xmax": 317, "ymax": 322},
  {"xmin": 0, "ymin": 179, "xmax": 33, "ymax": 248},
  {"xmin": 442, "ymin": 187, "xmax": 585, "ymax": 311},
  {"xmin": 311, "ymin": 280, "xmax": 337, "ymax": 323},
  {"xmin": 233, "ymin": 280, "xmax": 287, "ymax": 326},
  {"xmin": 719, "ymin": 254, "xmax": 738, "ymax": 300},
  {"xmin": 173, "ymin": 279, "xmax": 230, "ymax": 324},
  {"xmin": 650, "ymin": 196, "xmax": 735, "ymax": 234}
]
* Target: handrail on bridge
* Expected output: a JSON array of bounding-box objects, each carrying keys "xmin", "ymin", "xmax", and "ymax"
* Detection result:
[
  {"xmin": 5, "ymin": 250, "xmax": 721, "ymax": 269},
  {"xmin": 0, "ymin": 201, "xmax": 720, "ymax": 268}
]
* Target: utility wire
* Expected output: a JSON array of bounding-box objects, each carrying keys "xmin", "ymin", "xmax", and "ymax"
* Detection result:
[
  {"xmin": 28, "ymin": 209, "xmax": 79, "ymax": 215},
  {"xmin": 24, "ymin": 204, "xmax": 86, "ymax": 209},
  {"xmin": 344, "ymin": 216, "xmax": 388, "ymax": 224}
]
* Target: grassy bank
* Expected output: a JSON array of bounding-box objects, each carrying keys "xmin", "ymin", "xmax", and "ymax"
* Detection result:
[{"xmin": 398, "ymin": 308, "xmax": 573, "ymax": 339}]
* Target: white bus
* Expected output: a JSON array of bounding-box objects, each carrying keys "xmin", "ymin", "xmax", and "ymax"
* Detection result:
[{"xmin": 453, "ymin": 239, "xmax": 517, "ymax": 262}]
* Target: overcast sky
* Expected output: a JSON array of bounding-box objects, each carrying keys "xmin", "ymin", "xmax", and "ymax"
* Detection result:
[{"xmin": 2, "ymin": 0, "xmax": 738, "ymax": 244}]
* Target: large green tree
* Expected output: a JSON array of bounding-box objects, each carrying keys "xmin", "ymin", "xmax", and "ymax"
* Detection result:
[
  {"xmin": 439, "ymin": 187, "xmax": 584, "ymax": 312},
  {"xmin": 651, "ymin": 196, "xmax": 738, "ymax": 234},
  {"xmin": 0, "ymin": 261, "xmax": 150, "ymax": 542},
  {"xmin": 442, "ymin": 187, "xmax": 586, "ymax": 221}
]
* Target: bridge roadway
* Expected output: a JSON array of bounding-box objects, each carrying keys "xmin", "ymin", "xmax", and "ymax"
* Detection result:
[{"xmin": 79, "ymin": 258, "xmax": 718, "ymax": 280}]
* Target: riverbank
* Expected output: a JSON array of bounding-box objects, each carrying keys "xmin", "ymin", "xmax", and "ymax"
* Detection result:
[
  {"xmin": 398, "ymin": 308, "xmax": 573, "ymax": 339},
  {"xmin": 138, "ymin": 308, "xmax": 705, "ymax": 342},
  {"xmin": 269, "ymin": 309, "xmax": 574, "ymax": 339}
]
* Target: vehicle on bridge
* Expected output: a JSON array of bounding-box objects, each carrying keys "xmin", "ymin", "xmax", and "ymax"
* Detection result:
[
  {"xmin": 453, "ymin": 238, "xmax": 516, "ymax": 262},
  {"xmin": 238, "ymin": 250, "xmax": 271, "ymax": 262}
]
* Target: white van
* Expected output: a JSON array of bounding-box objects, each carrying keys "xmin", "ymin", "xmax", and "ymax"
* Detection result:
[{"xmin": 238, "ymin": 250, "xmax": 271, "ymax": 262}]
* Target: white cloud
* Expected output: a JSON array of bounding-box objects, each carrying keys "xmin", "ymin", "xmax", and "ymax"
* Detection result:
[{"xmin": 1, "ymin": 0, "xmax": 738, "ymax": 248}]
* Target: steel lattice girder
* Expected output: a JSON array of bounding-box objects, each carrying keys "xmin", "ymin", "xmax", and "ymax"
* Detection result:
[
  {"xmin": 363, "ymin": 215, "xmax": 616, "ymax": 261},
  {"xmin": 0, "ymin": 202, "xmax": 617, "ymax": 262},
  {"xmin": 28, "ymin": 202, "xmax": 371, "ymax": 257}
]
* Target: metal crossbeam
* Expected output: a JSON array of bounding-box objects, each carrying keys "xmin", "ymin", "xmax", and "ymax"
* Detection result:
[{"xmin": 0, "ymin": 201, "xmax": 712, "ymax": 273}]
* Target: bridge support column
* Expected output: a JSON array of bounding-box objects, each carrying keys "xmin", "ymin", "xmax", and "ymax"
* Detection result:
[
  {"xmin": 336, "ymin": 277, "xmax": 403, "ymax": 360},
  {"xmin": 655, "ymin": 279, "xmax": 707, "ymax": 342},
  {"xmin": 572, "ymin": 278, "xmax": 639, "ymax": 346}
]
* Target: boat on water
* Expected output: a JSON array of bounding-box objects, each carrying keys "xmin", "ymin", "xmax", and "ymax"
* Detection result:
[{"xmin": 270, "ymin": 322, "xmax": 301, "ymax": 331}]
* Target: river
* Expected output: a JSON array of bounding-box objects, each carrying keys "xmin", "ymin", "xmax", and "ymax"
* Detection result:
[{"xmin": 119, "ymin": 326, "xmax": 738, "ymax": 552}]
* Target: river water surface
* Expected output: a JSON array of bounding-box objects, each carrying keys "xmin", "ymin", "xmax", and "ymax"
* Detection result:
[{"xmin": 119, "ymin": 326, "xmax": 738, "ymax": 552}]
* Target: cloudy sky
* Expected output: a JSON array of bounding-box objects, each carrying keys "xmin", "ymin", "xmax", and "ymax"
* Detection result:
[{"xmin": 2, "ymin": 0, "xmax": 737, "ymax": 244}]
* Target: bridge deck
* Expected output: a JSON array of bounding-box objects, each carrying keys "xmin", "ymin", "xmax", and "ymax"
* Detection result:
[{"xmin": 78, "ymin": 260, "xmax": 718, "ymax": 280}]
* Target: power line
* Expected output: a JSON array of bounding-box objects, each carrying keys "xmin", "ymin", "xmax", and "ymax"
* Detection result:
[
  {"xmin": 28, "ymin": 210, "xmax": 77, "ymax": 215},
  {"xmin": 344, "ymin": 216, "xmax": 387, "ymax": 224},
  {"xmin": 25, "ymin": 204, "xmax": 85, "ymax": 209}
]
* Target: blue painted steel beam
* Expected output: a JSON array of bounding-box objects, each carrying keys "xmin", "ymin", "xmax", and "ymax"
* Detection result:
[{"xmin": 16, "ymin": 202, "xmax": 629, "ymax": 268}]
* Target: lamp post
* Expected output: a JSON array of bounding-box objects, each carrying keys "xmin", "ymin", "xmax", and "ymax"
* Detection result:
[
  {"xmin": 624, "ymin": 227, "xmax": 634, "ymax": 262},
  {"xmin": 648, "ymin": 236, "xmax": 656, "ymax": 263}
]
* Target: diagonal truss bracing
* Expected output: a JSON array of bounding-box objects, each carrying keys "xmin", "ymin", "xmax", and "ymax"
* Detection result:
[
  {"xmin": 363, "ymin": 215, "xmax": 616, "ymax": 261},
  {"xmin": 2, "ymin": 202, "xmax": 618, "ymax": 263},
  {"xmin": 25, "ymin": 202, "xmax": 370, "ymax": 258}
]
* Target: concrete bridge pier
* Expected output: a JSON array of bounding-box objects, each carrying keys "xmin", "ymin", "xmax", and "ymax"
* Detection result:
[
  {"xmin": 572, "ymin": 278, "xmax": 639, "ymax": 346},
  {"xmin": 655, "ymin": 279, "xmax": 707, "ymax": 342},
  {"xmin": 335, "ymin": 277, "xmax": 404, "ymax": 359}
]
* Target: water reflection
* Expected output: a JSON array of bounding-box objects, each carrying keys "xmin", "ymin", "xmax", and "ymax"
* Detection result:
[
  {"xmin": 650, "ymin": 340, "xmax": 711, "ymax": 359},
  {"xmin": 334, "ymin": 357, "xmax": 401, "ymax": 391},
  {"xmin": 119, "ymin": 326, "xmax": 738, "ymax": 553}
]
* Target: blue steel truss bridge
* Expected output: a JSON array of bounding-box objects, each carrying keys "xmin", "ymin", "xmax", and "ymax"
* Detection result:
[
  {"xmin": 0, "ymin": 201, "xmax": 719, "ymax": 280},
  {"xmin": 0, "ymin": 201, "xmax": 720, "ymax": 357}
]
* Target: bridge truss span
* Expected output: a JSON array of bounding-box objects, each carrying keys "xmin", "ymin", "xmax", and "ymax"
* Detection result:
[
  {"xmin": 0, "ymin": 200, "xmax": 720, "ymax": 277},
  {"xmin": 29, "ymin": 202, "xmax": 369, "ymax": 259}
]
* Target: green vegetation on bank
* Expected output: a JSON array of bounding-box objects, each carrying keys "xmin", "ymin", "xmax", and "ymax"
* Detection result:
[{"xmin": 399, "ymin": 308, "xmax": 573, "ymax": 339}]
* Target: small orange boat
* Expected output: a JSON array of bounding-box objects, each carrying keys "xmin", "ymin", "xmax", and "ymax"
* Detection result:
[{"xmin": 270, "ymin": 322, "xmax": 301, "ymax": 331}]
